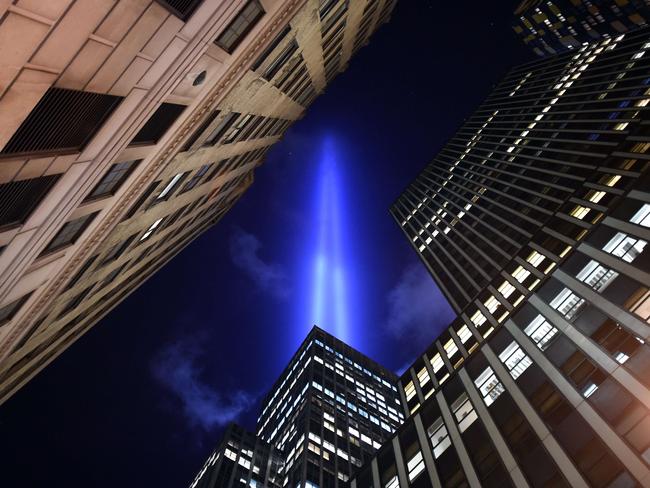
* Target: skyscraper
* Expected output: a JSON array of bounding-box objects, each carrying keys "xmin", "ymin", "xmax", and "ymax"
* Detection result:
[
  {"xmin": 188, "ymin": 423, "xmax": 285, "ymax": 488},
  {"xmin": 353, "ymin": 27, "xmax": 650, "ymax": 488},
  {"xmin": 512, "ymin": 0, "xmax": 650, "ymax": 56},
  {"xmin": 0, "ymin": 0, "xmax": 397, "ymax": 404},
  {"xmin": 189, "ymin": 326, "xmax": 405, "ymax": 488}
]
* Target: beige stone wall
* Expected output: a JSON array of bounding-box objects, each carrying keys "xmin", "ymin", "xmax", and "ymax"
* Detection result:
[{"xmin": 0, "ymin": 0, "xmax": 397, "ymax": 404}]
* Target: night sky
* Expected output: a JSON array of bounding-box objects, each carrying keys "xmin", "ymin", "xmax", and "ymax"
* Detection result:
[{"xmin": 0, "ymin": 2, "xmax": 529, "ymax": 487}]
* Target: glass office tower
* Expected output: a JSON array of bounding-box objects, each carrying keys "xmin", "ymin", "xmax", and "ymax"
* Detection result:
[
  {"xmin": 188, "ymin": 423, "xmax": 284, "ymax": 488},
  {"xmin": 189, "ymin": 326, "xmax": 404, "ymax": 488},
  {"xmin": 354, "ymin": 28, "xmax": 650, "ymax": 488},
  {"xmin": 512, "ymin": 0, "xmax": 650, "ymax": 56}
]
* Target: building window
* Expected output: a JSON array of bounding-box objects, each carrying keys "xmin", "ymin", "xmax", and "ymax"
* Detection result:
[
  {"xmin": 65, "ymin": 255, "xmax": 99, "ymax": 291},
  {"xmin": 473, "ymin": 366, "xmax": 504, "ymax": 406},
  {"xmin": 0, "ymin": 292, "xmax": 32, "ymax": 327},
  {"xmin": 101, "ymin": 234, "xmax": 136, "ymax": 265},
  {"xmin": 57, "ymin": 286, "xmax": 93, "ymax": 319},
  {"xmin": 204, "ymin": 112, "xmax": 240, "ymax": 146},
  {"xmin": 251, "ymin": 25, "xmax": 291, "ymax": 72},
  {"xmin": 40, "ymin": 212, "xmax": 99, "ymax": 255},
  {"xmin": 523, "ymin": 315, "xmax": 558, "ymax": 350},
  {"xmin": 0, "ymin": 175, "xmax": 61, "ymax": 231},
  {"xmin": 84, "ymin": 160, "xmax": 140, "ymax": 201},
  {"xmin": 576, "ymin": 260, "xmax": 618, "ymax": 292},
  {"xmin": 180, "ymin": 164, "xmax": 212, "ymax": 194},
  {"xmin": 406, "ymin": 450, "xmax": 425, "ymax": 482},
  {"xmin": 214, "ymin": 0, "xmax": 265, "ymax": 54},
  {"xmin": 602, "ymin": 232, "xmax": 646, "ymax": 263},
  {"xmin": 383, "ymin": 476, "xmax": 399, "ymax": 488},
  {"xmin": 549, "ymin": 288, "xmax": 585, "ymax": 321},
  {"xmin": 451, "ymin": 392, "xmax": 478, "ymax": 432},
  {"xmin": 154, "ymin": 172, "xmax": 190, "ymax": 203},
  {"xmin": 498, "ymin": 341, "xmax": 532, "ymax": 380},
  {"xmin": 1, "ymin": 88, "xmax": 122, "ymax": 157},
  {"xmin": 130, "ymin": 103, "xmax": 186, "ymax": 146},
  {"xmin": 427, "ymin": 417, "xmax": 451, "ymax": 459},
  {"xmin": 122, "ymin": 181, "xmax": 160, "ymax": 221},
  {"xmin": 181, "ymin": 110, "xmax": 221, "ymax": 152},
  {"xmin": 262, "ymin": 39, "xmax": 299, "ymax": 81},
  {"xmin": 140, "ymin": 218, "xmax": 164, "ymax": 242},
  {"xmin": 223, "ymin": 114, "xmax": 253, "ymax": 144}
]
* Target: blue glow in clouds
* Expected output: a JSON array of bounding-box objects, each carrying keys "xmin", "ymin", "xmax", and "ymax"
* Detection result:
[{"xmin": 310, "ymin": 138, "xmax": 349, "ymax": 343}]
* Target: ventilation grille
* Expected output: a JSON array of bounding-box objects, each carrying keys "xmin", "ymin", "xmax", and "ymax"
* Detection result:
[
  {"xmin": 155, "ymin": 0, "xmax": 204, "ymax": 20},
  {"xmin": 0, "ymin": 175, "xmax": 61, "ymax": 230},
  {"xmin": 1, "ymin": 88, "xmax": 123, "ymax": 157}
]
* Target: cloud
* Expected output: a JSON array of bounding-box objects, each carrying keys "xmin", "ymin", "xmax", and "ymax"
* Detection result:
[
  {"xmin": 151, "ymin": 335, "xmax": 255, "ymax": 431},
  {"xmin": 385, "ymin": 264, "xmax": 455, "ymax": 342},
  {"xmin": 229, "ymin": 228, "xmax": 290, "ymax": 299}
]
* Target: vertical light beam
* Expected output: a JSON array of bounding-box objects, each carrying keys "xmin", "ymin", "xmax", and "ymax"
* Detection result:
[{"xmin": 310, "ymin": 137, "xmax": 348, "ymax": 342}]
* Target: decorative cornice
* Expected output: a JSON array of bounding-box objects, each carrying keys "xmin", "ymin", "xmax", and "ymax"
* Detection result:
[{"xmin": 0, "ymin": 0, "xmax": 307, "ymax": 362}]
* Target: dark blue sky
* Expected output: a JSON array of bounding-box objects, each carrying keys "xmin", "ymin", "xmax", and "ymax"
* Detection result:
[{"xmin": 0, "ymin": 2, "xmax": 529, "ymax": 487}]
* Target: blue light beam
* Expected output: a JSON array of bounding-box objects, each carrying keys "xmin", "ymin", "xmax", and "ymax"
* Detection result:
[{"xmin": 310, "ymin": 138, "xmax": 349, "ymax": 343}]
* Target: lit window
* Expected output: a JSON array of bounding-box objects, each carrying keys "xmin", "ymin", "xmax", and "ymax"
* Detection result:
[
  {"xmin": 430, "ymin": 353, "xmax": 444, "ymax": 373},
  {"xmin": 443, "ymin": 338, "xmax": 459, "ymax": 358},
  {"xmin": 140, "ymin": 218, "xmax": 163, "ymax": 241},
  {"xmin": 456, "ymin": 325, "xmax": 473, "ymax": 344},
  {"xmin": 631, "ymin": 204, "xmax": 650, "ymax": 228},
  {"xmin": 406, "ymin": 451, "xmax": 425, "ymax": 482},
  {"xmin": 498, "ymin": 341, "xmax": 532, "ymax": 380},
  {"xmin": 156, "ymin": 172, "xmax": 188, "ymax": 201},
  {"xmin": 512, "ymin": 265, "xmax": 531, "ymax": 283},
  {"xmin": 526, "ymin": 250, "xmax": 546, "ymax": 267},
  {"xmin": 523, "ymin": 315, "xmax": 558, "ymax": 350},
  {"xmin": 427, "ymin": 417, "xmax": 451, "ymax": 459},
  {"xmin": 549, "ymin": 288, "xmax": 585, "ymax": 321},
  {"xmin": 576, "ymin": 260, "xmax": 618, "ymax": 292},
  {"xmin": 384, "ymin": 475, "xmax": 399, "ymax": 488},
  {"xmin": 417, "ymin": 367, "xmax": 430, "ymax": 387},
  {"xmin": 603, "ymin": 232, "xmax": 646, "ymax": 263},
  {"xmin": 451, "ymin": 393, "xmax": 478, "ymax": 432},
  {"xmin": 404, "ymin": 381, "xmax": 416, "ymax": 401},
  {"xmin": 473, "ymin": 366, "xmax": 504, "ymax": 406}
]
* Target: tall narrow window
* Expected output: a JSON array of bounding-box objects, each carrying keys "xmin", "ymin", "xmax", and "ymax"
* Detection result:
[
  {"xmin": 0, "ymin": 175, "xmax": 61, "ymax": 230},
  {"xmin": 84, "ymin": 160, "xmax": 140, "ymax": 201},
  {"xmin": 427, "ymin": 417, "xmax": 451, "ymax": 459},
  {"xmin": 154, "ymin": 172, "xmax": 190, "ymax": 203},
  {"xmin": 130, "ymin": 103, "xmax": 186, "ymax": 146},
  {"xmin": 57, "ymin": 286, "xmax": 93, "ymax": 319},
  {"xmin": 451, "ymin": 392, "xmax": 478, "ymax": 432},
  {"xmin": 204, "ymin": 113, "xmax": 240, "ymax": 146},
  {"xmin": 122, "ymin": 181, "xmax": 160, "ymax": 221},
  {"xmin": 0, "ymin": 292, "xmax": 33, "ymax": 327},
  {"xmin": 251, "ymin": 25, "xmax": 291, "ymax": 72},
  {"xmin": 223, "ymin": 114, "xmax": 253, "ymax": 143},
  {"xmin": 1, "ymin": 88, "xmax": 122, "ymax": 157},
  {"xmin": 181, "ymin": 110, "xmax": 220, "ymax": 152},
  {"xmin": 180, "ymin": 164, "xmax": 212, "ymax": 194},
  {"xmin": 101, "ymin": 234, "xmax": 137, "ymax": 265},
  {"xmin": 473, "ymin": 366, "xmax": 505, "ymax": 406},
  {"xmin": 65, "ymin": 255, "xmax": 99, "ymax": 291},
  {"xmin": 262, "ymin": 39, "xmax": 298, "ymax": 81},
  {"xmin": 214, "ymin": 0, "xmax": 265, "ymax": 53},
  {"xmin": 40, "ymin": 212, "xmax": 99, "ymax": 256}
]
